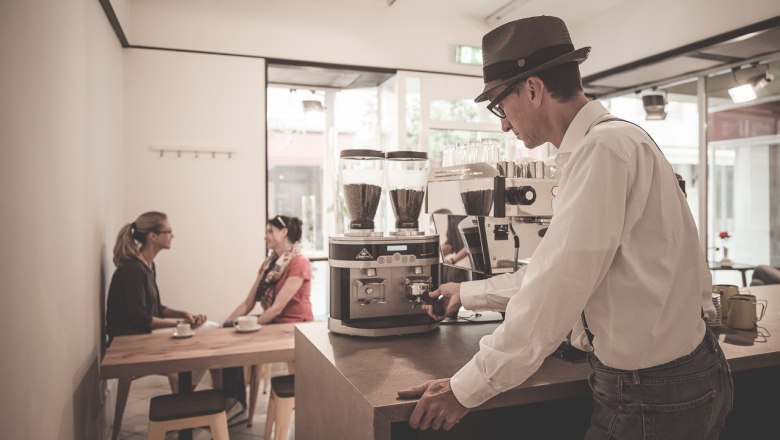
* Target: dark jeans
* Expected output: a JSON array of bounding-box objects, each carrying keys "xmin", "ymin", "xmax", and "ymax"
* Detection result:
[{"xmin": 584, "ymin": 327, "xmax": 733, "ymax": 440}]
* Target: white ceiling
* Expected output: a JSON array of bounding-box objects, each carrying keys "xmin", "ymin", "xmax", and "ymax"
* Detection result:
[{"xmin": 342, "ymin": 0, "xmax": 632, "ymax": 26}]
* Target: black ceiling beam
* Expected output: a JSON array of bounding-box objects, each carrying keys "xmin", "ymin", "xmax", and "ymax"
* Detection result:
[
  {"xmin": 582, "ymin": 15, "xmax": 780, "ymax": 86},
  {"xmin": 99, "ymin": 0, "xmax": 128, "ymax": 47}
]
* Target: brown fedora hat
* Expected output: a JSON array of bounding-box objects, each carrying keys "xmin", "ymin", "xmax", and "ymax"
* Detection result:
[{"xmin": 475, "ymin": 16, "xmax": 590, "ymax": 102}]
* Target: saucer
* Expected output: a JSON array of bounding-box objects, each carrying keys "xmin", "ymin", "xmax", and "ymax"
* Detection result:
[
  {"xmin": 172, "ymin": 329, "xmax": 194, "ymax": 338},
  {"xmin": 236, "ymin": 324, "xmax": 262, "ymax": 333}
]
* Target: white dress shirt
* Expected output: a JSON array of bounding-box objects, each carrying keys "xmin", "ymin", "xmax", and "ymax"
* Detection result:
[{"xmin": 450, "ymin": 100, "xmax": 714, "ymax": 408}]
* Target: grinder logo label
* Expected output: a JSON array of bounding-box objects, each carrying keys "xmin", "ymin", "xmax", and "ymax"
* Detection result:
[{"xmin": 355, "ymin": 248, "xmax": 373, "ymax": 260}]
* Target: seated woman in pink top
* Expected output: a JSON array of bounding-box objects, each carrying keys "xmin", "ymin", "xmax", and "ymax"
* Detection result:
[
  {"xmin": 217, "ymin": 215, "xmax": 313, "ymax": 414},
  {"xmin": 225, "ymin": 214, "xmax": 313, "ymax": 325}
]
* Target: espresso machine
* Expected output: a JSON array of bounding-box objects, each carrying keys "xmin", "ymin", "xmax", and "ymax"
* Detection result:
[
  {"xmin": 328, "ymin": 150, "xmax": 443, "ymax": 337},
  {"xmin": 426, "ymin": 158, "xmax": 558, "ymax": 278}
]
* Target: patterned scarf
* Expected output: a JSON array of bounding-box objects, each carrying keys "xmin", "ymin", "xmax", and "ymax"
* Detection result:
[{"xmin": 255, "ymin": 243, "xmax": 302, "ymax": 310}]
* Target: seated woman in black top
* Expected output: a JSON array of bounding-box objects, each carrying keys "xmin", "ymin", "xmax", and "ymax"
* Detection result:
[{"xmin": 106, "ymin": 211, "xmax": 206, "ymax": 345}]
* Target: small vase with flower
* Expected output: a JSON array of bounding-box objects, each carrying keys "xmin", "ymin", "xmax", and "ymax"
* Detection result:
[{"xmin": 719, "ymin": 231, "xmax": 733, "ymax": 267}]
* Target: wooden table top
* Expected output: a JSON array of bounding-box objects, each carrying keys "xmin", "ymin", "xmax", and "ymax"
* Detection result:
[{"xmin": 100, "ymin": 322, "xmax": 302, "ymax": 379}]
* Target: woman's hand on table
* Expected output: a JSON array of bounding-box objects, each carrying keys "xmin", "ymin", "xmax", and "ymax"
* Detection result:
[
  {"xmin": 421, "ymin": 282, "xmax": 462, "ymax": 320},
  {"xmin": 397, "ymin": 378, "xmax": 470, "ymax": 430},
  {"xmin": 184, "ymin": 313, "xmax": 208, "ymax": 328}
]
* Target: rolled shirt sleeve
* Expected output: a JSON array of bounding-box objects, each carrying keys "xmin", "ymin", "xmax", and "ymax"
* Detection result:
[{"xmin": 460, "ymin": 265, "xmax": 528, "ymax": 312}]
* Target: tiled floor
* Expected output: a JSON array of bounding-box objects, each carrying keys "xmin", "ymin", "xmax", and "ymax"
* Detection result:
[{"xmin": 113, "ymin": 371, "xmax": 294, "ymax": 439}]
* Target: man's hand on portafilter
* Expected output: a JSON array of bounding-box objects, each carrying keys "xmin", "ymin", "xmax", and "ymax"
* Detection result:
[
  {"xmin": 397, "ymin": 378, "xmax": 470, "ymax": 430},
  {"xmin": 421, "ymin": 282, "xmax": 461, "ymax": 320}
]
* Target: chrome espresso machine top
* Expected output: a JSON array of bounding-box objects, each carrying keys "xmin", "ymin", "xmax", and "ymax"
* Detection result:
[
  {"xmin": 426, "ymin": 159, "xmax": 559, "ymax": 278},
  {"xmin": 328, "ymin": 150, "xmax": 443, "ymax": 337}
]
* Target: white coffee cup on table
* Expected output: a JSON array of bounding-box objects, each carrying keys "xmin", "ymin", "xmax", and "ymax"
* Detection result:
[
  {"xmin": 234, "ymin": 315, "xmax": 257, "ymax": 330},
  {"xmin": 175, "ymin": 321, "xmax": 192, "ymax": 336}
]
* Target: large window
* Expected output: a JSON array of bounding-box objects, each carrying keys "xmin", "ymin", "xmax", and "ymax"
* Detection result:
[
  {"xmin": 267, "ymin": 70, "xmax": 509, "ymax": 317},
  {"xmin": 601, "ymin": 59, "xmax": 780, "ymax": 285},
  {"xmin": 706, "ymin": 60, "xmax": 780, "ymax": 278}
]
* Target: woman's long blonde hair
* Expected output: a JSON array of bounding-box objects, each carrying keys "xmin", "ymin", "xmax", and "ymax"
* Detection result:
[{"xmin": 112, "ymin": 211, "xmax": 168, "ymax": 266}]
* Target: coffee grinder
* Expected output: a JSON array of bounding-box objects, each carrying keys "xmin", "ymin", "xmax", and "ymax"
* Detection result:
[{"xmin": 328, "ymin": 150, "xmax": 442, "ymax": 337}]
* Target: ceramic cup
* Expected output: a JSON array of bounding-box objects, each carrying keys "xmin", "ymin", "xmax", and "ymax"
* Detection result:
[
  {"xmin": 713, "ymin": 284, "xmax": 740, "ymax": 320},
  {"xmin": 175, "ymin": 322, "xmax": 192, "ymax": 336},
  {"xmin": 234, "ymin": 315, "xmax": 257, "ymax": 330},
  {"xmin": 727, "ymin": 294, "xmax": 768, "ymax": 330}
]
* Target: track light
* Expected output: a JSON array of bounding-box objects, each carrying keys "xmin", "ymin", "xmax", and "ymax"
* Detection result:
[
  {"xmin": 302, "ymin": 90, "xmax": 325, "ymax": 113},
  {"xmin": 728, "ymin": 70, "xmax": 773, "ymax": 104},
  {"xmin": 302, "ymin": 100, "xmax": 324, "ymax": 113},
  {"xmin": 642, "ymin": 93, "xmax": 667, "ymax": 121}
]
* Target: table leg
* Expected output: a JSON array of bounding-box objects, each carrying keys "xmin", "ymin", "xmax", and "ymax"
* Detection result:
[
  {"xmin": 742, "ymin": 270, "xmax": 748, "ymax": 287},
  {"xmin": 178, "ymin": 371, "xmax": 193, "ymax": 440}
]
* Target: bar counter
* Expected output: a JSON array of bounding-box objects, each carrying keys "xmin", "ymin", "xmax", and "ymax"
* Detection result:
[{"xmin": 296, "ymin": 284, "xmax": 780, "ymax": 439}]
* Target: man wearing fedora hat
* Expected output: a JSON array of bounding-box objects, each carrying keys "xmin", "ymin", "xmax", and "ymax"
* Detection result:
[{"xmin": 398, "ymin": 16, "xmax": 732, "ymax": 438}]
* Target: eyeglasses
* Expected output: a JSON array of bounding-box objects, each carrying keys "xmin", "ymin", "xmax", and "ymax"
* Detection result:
[
  {"xmin": 486, "ymin": 80, "xmax": 524, "ymax": 119},
  {"xmin": 155, "ymin": 230, "xmax": 173, "ymax": 235}
]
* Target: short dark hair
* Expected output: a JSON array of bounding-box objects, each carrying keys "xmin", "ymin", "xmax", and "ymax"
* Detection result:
[
  {"xmin": 535, "ymin": 62, "xmax": 583, "ymax": 102},
  {"xmin": 269, "ymin": 215, "xmax": 303, "ymax": 243}
]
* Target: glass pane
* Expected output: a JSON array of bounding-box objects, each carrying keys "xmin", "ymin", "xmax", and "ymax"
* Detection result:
[
  {"xmin": 429, "ymin": 98, "xmax": 499, "ymax": 124},
  {"xmin": 406, "ymin": 76, "xmax": 421, "ymax": 148},
  {"xmin": 706, "ymin": 59, "xmax": 780, "ymax": 284},
  {"xmin": 267, "ymin": 87, "xmax": 327, "ymax": 254},
  {"xmin": 380, "ymin": 77, "xmax": 397, "ymax": 149},
  {"xmin": 310, "ymin": 259, "xmax": 329, "ymax": 320},
  {"xmin": 334, "ymin": 88, "xmax": 380, "ymax": 149}
]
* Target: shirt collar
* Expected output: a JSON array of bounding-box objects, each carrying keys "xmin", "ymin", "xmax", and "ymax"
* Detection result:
[{"xmin": 557, "ymin": 100, "xmax": 610, "ymax": 155}]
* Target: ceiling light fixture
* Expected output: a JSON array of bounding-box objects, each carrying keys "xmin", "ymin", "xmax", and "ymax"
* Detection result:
[
  {"xmin": 642, "ymin": 92, "xmax": 667, "ymax": 121},
  {"xmin": 728, "ymin": 67, "xmax": 774, "ymax": 104},
  {"xmin": 302, "ymin": 90, "xmax": 325, "ymax": 113},
  {"xmin": 302, "ymin": 100, "xmax": 324, "ymax": 113}
]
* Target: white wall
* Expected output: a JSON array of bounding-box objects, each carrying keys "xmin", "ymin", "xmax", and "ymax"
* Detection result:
[
  {"xmin": 123, "ymin": 49, "xmax": 266, "ymax": 322},
  {"xmin": 0, "ymin": 0, "xmax": 124, "ymax": 438},
  {"xmin": 124, "ymin": 0, "xmax": 486, "ymax": 76},
  {"xmin": 117, "ymin": 0, "xmax": 780, "ymax": 79}
]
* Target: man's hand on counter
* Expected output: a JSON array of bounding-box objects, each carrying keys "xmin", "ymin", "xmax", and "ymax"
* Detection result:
[
  {"xmin": 397, "ymin": 378, "xmax": 470, "ymax": 431},
  {"xmin": 422, "ymin": 282, "xmax": 462, "ymax": 320}
]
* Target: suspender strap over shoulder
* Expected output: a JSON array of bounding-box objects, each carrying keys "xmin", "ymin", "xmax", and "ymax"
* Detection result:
[{"xmin": 578, "ymin": 116, "xmax": 673, "ymax": 349}]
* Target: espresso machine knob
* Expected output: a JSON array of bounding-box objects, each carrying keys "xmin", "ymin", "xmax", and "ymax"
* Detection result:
[{"xmin": 506, "ymin": 186, "xmax": 537, "ymax": 205}]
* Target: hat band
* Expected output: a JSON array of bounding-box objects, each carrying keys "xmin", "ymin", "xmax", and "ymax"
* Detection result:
[{"xmin": 483, "ymin": 43, "xmax": 575, "ymax": 83}]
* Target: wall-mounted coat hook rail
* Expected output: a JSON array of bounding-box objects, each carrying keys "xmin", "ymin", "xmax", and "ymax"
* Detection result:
[{"xmin": 148, "ymin": 146, "xmax": 237, "ymax": 159}]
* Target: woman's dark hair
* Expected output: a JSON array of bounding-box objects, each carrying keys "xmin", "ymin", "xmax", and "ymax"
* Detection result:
[
  {"xmin": 268, "ymin": 215, "xmax": 303, "ymax": 243},
  {"xmin": 535, "ymin": 62, "xmax": 583, "ymax": 102}
]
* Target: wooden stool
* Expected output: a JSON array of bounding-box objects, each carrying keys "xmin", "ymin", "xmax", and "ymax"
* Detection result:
[
  {"xmin": 111, "ymin": 374, "xmax": 178, "ymax": 440},
  {"xmin": 147, "ymin": 389, "xmax": 229, "ymax": 440},
  {"xmin": 248, "ymin": 361, "xmax": 294, "ymax": 427},
  {"xmin": 264, "ymin": 375, "xmax": 295, "ymax": 440}
]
